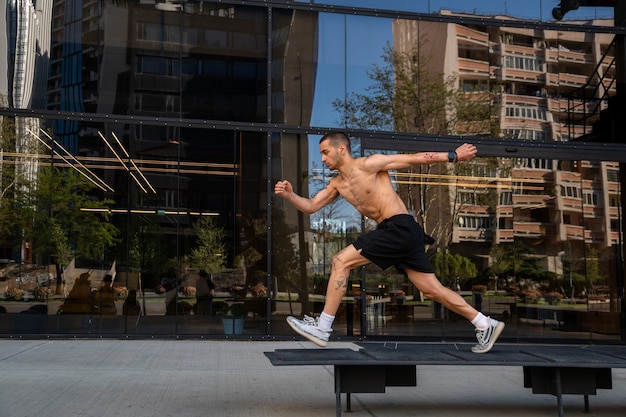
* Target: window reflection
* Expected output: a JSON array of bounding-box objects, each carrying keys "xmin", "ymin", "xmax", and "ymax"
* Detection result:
[{"xmin": 0, "ymin": 1, "xmax": 624, "ymax": 343}]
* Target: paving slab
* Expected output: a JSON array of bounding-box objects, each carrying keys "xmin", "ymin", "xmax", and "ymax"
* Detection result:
[{"xmin": 0, "ymin": 339, "xmax": 624, "ymax": 417}]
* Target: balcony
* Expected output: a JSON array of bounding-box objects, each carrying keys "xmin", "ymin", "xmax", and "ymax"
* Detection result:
[
  {"xmin": 456, "ymin": 25, "xmax": 488, "ymax": 45},
  {"xmin": 549, "ymin": 98, "xmax": 598, "ymax": 114},
  {"xmin": 458, "ymin": 58, "xmax": 490, "ymax": 77},
  {"xmin": 457, "ymin": 229, "xmax": 488, "ymax": 241},
  {"xmin": 502, "ymin": 44, "xmax": 539, "ymax": 57},
  {"xmin": 546, "ymin": 49, "xmax": 594, "ymax": 65},
  {"xmin": 504, "ymin": 94, "xmax": 543, "ymax": 107},
  {"xmin": 502, "ymin": 68, "xmax": 544, "ymax": 83},
  {"xmin": 512, "ymin": 194, "xmax": 552, "ymax": 206},
  {"xmin": 546, "ymin": 72, "xmax": 588, "ymax": 87},
  {"xmin": 495, "ymin": 229, "xmax": 514, "ymax": 243},
  {"xmin": 513, "ymin": 221, "xmax": 549, "ymax": 237},
  {"xmin": 497, "ymin": 206, "xmax": 513, "ymax": 217},
  {"xmin": 562, "ymin": 224, "xmax": 585, "ymax": 240},
  {"xmin": 560, "ymin": 196, "xmax": 583, "ymax": 210}
]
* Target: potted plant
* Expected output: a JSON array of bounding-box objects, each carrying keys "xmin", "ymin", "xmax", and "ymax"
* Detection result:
[
  {"xmin": 471, "ymin": 285, "xmax": 487, "ymax": 311},
  {"xmin": 219, "ymin": 302, "xmax": 245, "ymax": 335}
]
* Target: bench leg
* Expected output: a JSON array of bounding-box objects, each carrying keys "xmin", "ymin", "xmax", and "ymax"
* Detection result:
[
  {"xmin": 555, "ymin": 368, "xmax": 564, "ymax": 417},
  {"xmin": 584, "ymin": 395, "xmax": 590, "ymax": 413},
  {"xmin": 335, "ymin": 367, "xmax": 342, "ymax": 417}
]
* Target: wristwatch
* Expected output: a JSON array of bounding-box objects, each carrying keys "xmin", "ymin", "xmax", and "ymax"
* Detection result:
[{"xmin": 447, "ymin": 150, "xmax": 458, "ymax": 162}]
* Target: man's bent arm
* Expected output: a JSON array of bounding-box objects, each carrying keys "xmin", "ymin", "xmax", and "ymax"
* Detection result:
[{"xmin": 274, "ymin": 180, "xmax": 338, "ymax": 214}]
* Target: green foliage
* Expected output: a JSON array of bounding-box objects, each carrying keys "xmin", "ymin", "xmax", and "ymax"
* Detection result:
[
  {"xmin": 488, "ymin": 241, "xmax": 543, "ymax": 281},
  {"xmin": 432, "ymin": 252, "xmax": 477, "ymax": 286},
  {"xmin": 190, "ymin": 216, "xmax": 226, "ymax": 275},
  {"xmin": 217, "ymin": 302, "xmax": 244, "ymax": 318},
  {"xmin": 25, "ymin": 167, "xmax": 120, "ymax": 264},
  {"xmin": 332, "ymin": 42, "xmax": 498, "ymax": 136}
]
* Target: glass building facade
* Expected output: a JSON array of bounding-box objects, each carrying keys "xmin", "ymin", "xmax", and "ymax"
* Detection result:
[{"xmin": 0, "ymin": 0, "xmax": 625, "ymax": 345}]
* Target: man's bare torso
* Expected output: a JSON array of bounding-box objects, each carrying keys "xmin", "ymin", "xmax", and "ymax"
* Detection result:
[{"xmin": 330, "ymin": 159, "xmax": 408, "ymax": 224}]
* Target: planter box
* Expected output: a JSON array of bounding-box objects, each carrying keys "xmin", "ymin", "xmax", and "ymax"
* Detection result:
[{"xmin": 222, "ymin": 317, "xmax": 244, "ymax": 335}]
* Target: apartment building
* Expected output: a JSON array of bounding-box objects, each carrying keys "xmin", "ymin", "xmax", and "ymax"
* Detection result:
[{"xmin": 394, "ymin": 12, "xmax": 620, "ymax": 276}]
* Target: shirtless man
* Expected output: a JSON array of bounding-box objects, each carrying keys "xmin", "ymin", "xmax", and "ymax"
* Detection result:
[{"xmin": 275, "ymin": 132, "xmax": 504, "ymax": 353}]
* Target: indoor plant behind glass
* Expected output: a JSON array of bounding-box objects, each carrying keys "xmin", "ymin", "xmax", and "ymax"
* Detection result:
[{"xmin": 219, "ymin": 302, "xmax": 245, "ymax": 335}]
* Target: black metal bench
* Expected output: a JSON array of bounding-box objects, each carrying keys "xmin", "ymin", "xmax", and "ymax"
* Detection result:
[{"xmin": 264, "ymin": 342, "xmax": 626, "ymax": 417}]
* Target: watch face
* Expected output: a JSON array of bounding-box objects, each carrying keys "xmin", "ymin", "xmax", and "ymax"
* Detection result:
[{"xmin": 448, "ymin": 151, "xmax": 456, "ymax": 162}]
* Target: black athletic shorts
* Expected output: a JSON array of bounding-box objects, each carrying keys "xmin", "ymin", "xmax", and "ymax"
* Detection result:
[{"xmin": 352, "ymin": 214, "xmax": 434, "ymax": 274}]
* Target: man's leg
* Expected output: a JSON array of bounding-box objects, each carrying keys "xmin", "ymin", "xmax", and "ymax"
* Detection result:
[
  {"xmin": 322, "ymin": 245, "xmax": 370, "ymax": 316},
  {"xmin": 405, "ymin": 271, "xmax": 477, "ymax": 319},
  {"xmin": 406, "ymin": 270, "xmax": 504, "ymax": 353},
  {"xmin": 287, "ymin": 245, "xmax": 369, "ymax": 347}
]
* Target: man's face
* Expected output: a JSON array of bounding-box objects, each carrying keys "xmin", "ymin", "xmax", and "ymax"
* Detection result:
[{"xmin": 319, "ymin": 139, "xmax": 342, "ymax": 170}]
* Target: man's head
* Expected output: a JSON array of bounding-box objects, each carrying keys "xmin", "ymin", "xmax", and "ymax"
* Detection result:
[
  {"xmin": 319, "ymin": 132, "xmax": 351, "ymax": 170},
  {"xmin": 320, "ymin": 132, "xmax": 351, "ymax": 154}
]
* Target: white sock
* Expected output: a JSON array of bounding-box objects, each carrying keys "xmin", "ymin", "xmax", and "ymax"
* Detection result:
[
  {"xmin": 318, "ymin": 312, "xmax": 335, "ymax": 332},
  {"xmin": 471, "ymin": 312, "xmax": 490, "ymax": 330}
]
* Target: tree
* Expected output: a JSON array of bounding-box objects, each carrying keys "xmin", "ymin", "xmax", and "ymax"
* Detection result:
[
  {"xmin": 432, "ymin": 252, "xmax": 477, "ymax": 287},
  {"xmin": 23, "ymin": 167, "xmax": 120, "ymax": 293},
  {"xmin": 487, "ymin": 243, "xmax": 511, "ymax": 291},
  {"xmin": 190, "ymin": 216, "xmax": 226, "ymax": 276}
]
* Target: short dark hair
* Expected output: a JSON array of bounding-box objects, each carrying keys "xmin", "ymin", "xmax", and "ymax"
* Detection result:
[{"xmin": 320, "ymin": 132, "xmax": 351, "ymax": 153}]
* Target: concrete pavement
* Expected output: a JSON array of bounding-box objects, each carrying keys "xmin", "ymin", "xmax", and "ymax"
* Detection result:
[{"xmin": 0, "ymin": 339, "xmax": 624, "ymax": 417}]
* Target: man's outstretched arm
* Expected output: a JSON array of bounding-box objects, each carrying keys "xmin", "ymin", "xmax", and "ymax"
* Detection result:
[{"xmin": 362, "ymin": 143, "xmax": 477, "ymax": 172}]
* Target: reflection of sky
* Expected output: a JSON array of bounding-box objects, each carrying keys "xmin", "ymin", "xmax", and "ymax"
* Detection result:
[
  {"xmin": 304, "ymin": 0, "xmax": 613, "ymax": 21},
  {"xmin": 305, "ymin": 2, "xmax": 614, "ymax": 221}
]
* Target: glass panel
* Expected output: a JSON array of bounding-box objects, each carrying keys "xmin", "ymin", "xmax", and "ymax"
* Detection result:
[
  {"xmin": 270, "ymin": 132, "xmax": 313, "ymax": 330},
  {"xmin": 1, "ymin": 1, "xmax": 624, "ymax": 343},
  {"xmin": 7, "ymin": 2, "xmax": 269, "ymax": 123},
  {"xmin": 310, "ymin": 13, "xmax": 394, "ymax": 128},
  {"xmin": 295, "ymin": 1, "xmax": 614, "ymax": 22}
]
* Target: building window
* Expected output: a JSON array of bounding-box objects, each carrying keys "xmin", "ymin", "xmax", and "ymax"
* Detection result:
[
  {"xmin": 499, "ymin": 192, "xmax": 512, "ymax": 205},
  {"xmin": 584, "ymin": 192, "xmax": 599, "ymax": 206},
  {"xmin": 505, "ymin": 129, "xmax": 547, "ymax": 141},
  {"xmin": 458, "ymin": 216, "xmax": 491, "ymax": 229},
  {"xmin": 561, "ymin": 185, "xmax": 581, "ymax": 198},
  {"xmin": 505, "ymin": 105, "xmax": 547, "ymax": 120},
  {"xmin": 607, "ymin": 169, "xmax": 619, "ymax": 182},
  {"xmin": 458, "ymin": 192, "xmax": 477, "ymax": 205},
  {"xmin": 514, "ymin": 157, "xmax": 554, "ymax": 169},
  {"xmin": 504, "ymin": 55, "xmax": 541, "ymax": 71}
]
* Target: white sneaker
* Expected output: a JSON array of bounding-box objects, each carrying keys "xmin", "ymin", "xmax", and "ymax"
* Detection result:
[
  {"xmin": 471, "ymin": 317, "xmax": 505, "ymax": 353},
  {"xmin": 286, "ymin": 315, "xmax": 331, "ymax": 347}
]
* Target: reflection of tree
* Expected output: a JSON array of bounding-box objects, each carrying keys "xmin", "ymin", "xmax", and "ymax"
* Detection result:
[
  {"xmin": 585, "ymin": 245, "xmax": 602, "ymax": 291},
  {"xmin": 489, "ymin": 241, "xmax": 543, "ymax": 287},
  {"xmin": 27, "ymin": 168, "xmax": 119, "ymax": 293},
  {"xmin": 0, "ymin": 116, "xmax": 19, "ymax": 240},
  {"xmin": 190, "ymin": 216, "xmax": 226, "ymax": 276},
  {"xmin": 561, "ymin": 240, "xmax": 588, "ymax": 299},
  {"xmin": 432, "ymin": 252, "xmax": 477, "ymax": 287},
  {"xmin": 488, "ymin": 244, "xmax": 511, "ymax": 289}
]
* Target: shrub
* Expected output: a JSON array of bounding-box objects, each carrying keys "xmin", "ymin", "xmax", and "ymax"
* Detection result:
[
  {"xmin": 5, "ymin": 287, "xmax": 25, "ymax": 301},
  {"xmin": 471, "ymin": 285, "xmax": 487, "ymax": 293},
  {"xmin": 32, "ymin": 287, "xmax": 49, "ymax": 302},
  {"xmin": 520, "ymin": 288, "xmax": 542, "ymax": 304}
]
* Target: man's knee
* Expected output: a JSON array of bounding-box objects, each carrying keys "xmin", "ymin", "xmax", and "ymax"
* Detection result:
[{"xmin": 330, "ymin": 254, "xmax": 350, "ymax": 273}]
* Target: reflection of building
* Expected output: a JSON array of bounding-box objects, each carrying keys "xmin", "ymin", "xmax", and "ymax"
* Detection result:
[
  {"xmin": 0, "ymin": 0, "xmax": 53, "ymax": 260},
  {"xmin": 45, "ymin": 1, "xmax": 316, "ymax": 261},
  {"xmin": 393, "ymin": 12, "xmax": 621, "ymax": 274}
]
